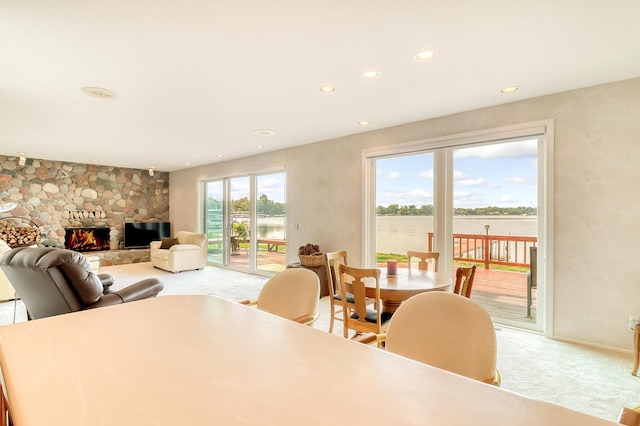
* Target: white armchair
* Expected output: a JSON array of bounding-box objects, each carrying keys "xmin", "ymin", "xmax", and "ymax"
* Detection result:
[{"xmin": 150, "ymin": 231, "xmax": 208, "ymax": 273}]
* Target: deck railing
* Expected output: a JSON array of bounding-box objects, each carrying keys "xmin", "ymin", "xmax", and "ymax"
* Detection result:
[{"xmin": 427, "ymin": 232, "xmax": 537, "ymax": 269}]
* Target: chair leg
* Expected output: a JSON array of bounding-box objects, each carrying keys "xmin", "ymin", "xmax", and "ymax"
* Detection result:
[
  {"xmin": 633, "ymin": 325, "xmax": 640, "ymax": 376},
  {"xmin": 328, "ymin": 307, "xmax": 335, "ymax": 334}
]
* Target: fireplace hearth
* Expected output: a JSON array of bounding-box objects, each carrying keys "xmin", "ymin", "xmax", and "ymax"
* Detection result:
[{"xmin": 64, "ymin": 227, "xmax": 111, "ymax": 252}]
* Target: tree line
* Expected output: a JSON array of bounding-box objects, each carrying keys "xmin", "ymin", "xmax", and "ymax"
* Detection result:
[
  {"xmin": 376, "ymin": 204, "xmax": 537, "ymax": 216},
  {"xmin": 206, "ymin": 194, "xmax": 286, "ymax": 216}
]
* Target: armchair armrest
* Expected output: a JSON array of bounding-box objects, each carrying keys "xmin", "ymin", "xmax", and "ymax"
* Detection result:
[
  {"xmin": 97, "ymin": 273, "xmax": 115, "ymax": 292},
  {"xmin": 238, "ymin": 299, "xmax": 257, "ymax": 306},
  {"xmin": 149, "ymin": 241, "xmax": 162, "ymax": 250},
  {"xmin": 292, "ymin": 312, "xmax": 319, "ymax": 326},
  {"xmin": 113, "ymin": 278, "xmax": 164, "ymax": 303},
  {"xmin": 351, "ymin": 332, "xmax": 386, "ymax": 345},
  {"xmin": 169, "ymin": 244, "xmax": 201, "ymax": 252}
]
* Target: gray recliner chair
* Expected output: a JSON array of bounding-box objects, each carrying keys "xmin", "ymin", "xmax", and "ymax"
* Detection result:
[{"xmin": 0, "ymin": 247, "xmax": 164, "ymax": 320}]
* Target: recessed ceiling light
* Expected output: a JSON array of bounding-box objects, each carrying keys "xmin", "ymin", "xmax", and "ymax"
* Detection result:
[
  {"xmin": 215, "ymin": 154, "xmax": 224, "ymax": 158},
  {"xmin": 363, "ymin": 71, "xmax": 380, "ymax": 79},
  {"xmin": 256, "ymin": 145, "xmax": 264, "ymax": 149},
  {"xmin": 359, "ymin": 121, "xmax": 369, "ymax": 126},
  {"xmin": 82, "ymin": 87, "xmax": 117, "ymax": 99},
  {"xmin": 254, "ymin": 129, "xmax": 275, "ymax": 136},
  {"xmin": 16, "ymin": 151, "xmax": 28, "ymax": 156},
  {"xmin": 90, "ymin": 160, "xmax": 99, "ymax": 163},
  {"xmin": 501, "ymin": 86, "xmax": 519, "ymax": 93},
  {"xmin": 320, "ymin": 86, "xmax": 336, "ymax": 93},
  {"xmin": 413, "ymin": 50, "xmax": 436, "ymax": 62}
]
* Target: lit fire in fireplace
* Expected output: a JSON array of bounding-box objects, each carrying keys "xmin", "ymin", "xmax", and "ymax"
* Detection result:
[{"xmin": 64, "ymin": 227, "xmax": 111, "ymax": 252}]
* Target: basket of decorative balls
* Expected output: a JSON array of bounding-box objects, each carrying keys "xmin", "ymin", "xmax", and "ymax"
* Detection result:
[{"xmin": 298, "ymin": 243, "xmax": 323, "ymax": 266}]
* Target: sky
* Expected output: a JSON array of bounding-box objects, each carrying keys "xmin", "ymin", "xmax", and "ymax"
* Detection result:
[
  {"xmin": 376, "ymin": 139, "xmax": 538, "ymax": 208},
  {"xmin": 206, "ymin": 172, "xmax": 286, "ymax": 203}
]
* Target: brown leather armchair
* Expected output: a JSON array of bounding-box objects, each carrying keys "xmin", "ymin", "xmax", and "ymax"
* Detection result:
[{"xmin": 0, "ymin": 247, "xmax": 164, "ymax": 320}]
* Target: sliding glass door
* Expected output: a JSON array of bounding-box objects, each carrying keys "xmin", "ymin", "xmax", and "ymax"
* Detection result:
[
  {"xmin": 204, "ymin": 170, "xmax": 286, "ymax": 275},
  {"xmin": 368, "ymin": 128, "xmax": 548, "ymax": 332},
  {"xmin": 451, "ymin": 139, "xmax": 539, "ymax": 326}
]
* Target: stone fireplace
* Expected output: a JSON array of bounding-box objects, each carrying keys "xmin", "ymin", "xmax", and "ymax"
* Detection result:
[{"xmin": 64, "ymin": 227, "xmax": 111, "ymax": 252}]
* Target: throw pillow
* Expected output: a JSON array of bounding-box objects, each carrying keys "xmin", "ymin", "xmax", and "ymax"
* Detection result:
[{"xmin": 159, "ymin": 237, "xmax": 179, "ymax": 249}]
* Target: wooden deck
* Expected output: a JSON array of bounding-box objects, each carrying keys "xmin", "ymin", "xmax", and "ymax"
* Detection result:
[
  {"xmin": 471, "ymin": 268, "xmax": 536, "ymax": 324},
  {"xmin": 210, "ymin": 250, "xmax": 537, "ymax": 323}
]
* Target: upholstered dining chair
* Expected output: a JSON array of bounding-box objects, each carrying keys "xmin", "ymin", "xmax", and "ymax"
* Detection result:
[
  {"xmin": 324, "ymin": 250, "xmax": 374, "ymax": 334},
  {"xmin": 0, "ymin": 247, "xmax": 164, "ymax": 320},
  {"xmin": 454, "ymin": 264, "xmax": 477, "ymax": 298},
  {"xmin": 339, "ymin": 264, "xmax": 392, "ymax": 340},
  {"xmin": 239, "ymin": 268, "xmax": 320, "ymax": 326},
  {"xmin": 353, "ymin": 291, "xmax": 500, "ymax": 386},
  {"xmin": 407, "ymin": 251, "xmax": 439, "ymax": 272}
]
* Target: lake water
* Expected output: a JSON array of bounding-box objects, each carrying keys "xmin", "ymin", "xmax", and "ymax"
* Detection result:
[
  {"xmin": 377, "ymin": 215, "xmax": 537, "ymax": 254},
  {"xmin": 256, "ymin": 215, "xmax": 537, "ymax": 255}
]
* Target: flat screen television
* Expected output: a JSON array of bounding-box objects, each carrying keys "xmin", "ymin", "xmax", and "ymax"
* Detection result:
[{"xmin": 123, "ymin": 222, "xmax": 171, "ymax": 249}]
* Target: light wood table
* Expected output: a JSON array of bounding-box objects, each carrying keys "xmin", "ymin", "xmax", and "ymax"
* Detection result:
[
  {"xmin": 0, "ymin": 295, "xmax": 616, "ymax": 425},
  {"xmin": 374, "ymin": 269, "xmax": 453, "ymax": 313}
]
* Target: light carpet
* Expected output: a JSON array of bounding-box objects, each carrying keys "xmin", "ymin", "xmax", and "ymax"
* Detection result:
[{"xmin": 0, "ymin": 262, "xmax": 638, "ymax": 423}]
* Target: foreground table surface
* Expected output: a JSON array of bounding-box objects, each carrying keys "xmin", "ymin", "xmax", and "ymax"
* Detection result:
[{"xmin": 0, "ymin": 295, "xmax": 615, "ymax": 425}]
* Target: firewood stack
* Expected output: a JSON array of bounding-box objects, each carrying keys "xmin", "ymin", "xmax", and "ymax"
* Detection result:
[{"xmin": 0, "ymin": 219, "xmax": 42, "ymax": 248}]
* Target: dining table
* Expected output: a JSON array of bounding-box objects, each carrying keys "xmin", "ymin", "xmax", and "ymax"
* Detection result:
[
  {"xmin": 0, "ymin": 295, "xmax": 617, "ymax": 425},
  {"xmin": 371, "ymin": 267, "xmax": 453, "ymax": 313}
]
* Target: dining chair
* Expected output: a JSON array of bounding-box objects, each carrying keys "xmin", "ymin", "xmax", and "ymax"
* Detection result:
[
  {"xmin": 353, "ymin": 291, "xmax": 500, "ymax": 386},
  {"xmin": 239, "ymin": 268, "xmax": 320, "ymax": 325},
  {"xmin": 325, "ymin": 251, "xmax": 375, "ymax": 334},
  {"xmin": 406, "ymin": 251, "xmax": 439, "ymax": 272},
  {"xmin": 339, "ymin": 264, "xmax": 392, "ymax": 339},
  {"xmin": 453, "ymin": 264, "xmax": 477, "ymax": 298}
]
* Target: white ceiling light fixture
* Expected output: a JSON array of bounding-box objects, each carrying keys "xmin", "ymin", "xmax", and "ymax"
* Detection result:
[
  {"xmin": 82, "ymin": 87, "xmax": 117, "ymax": 99},
  {"xmin": 320, "ymin": 86, "xmax": 336, "ymax": 93},
  {"xmin": 359, "ymin": 121, "xmax": 369, "ymax": 126},
  {"xmin": 254, "ymin": 129, "xmax": 275, "ymax": 136},
  {"xmin": 413, "ymin": 50, "xmax": 436, "ymax": 62},
  {"xmin": 363, "ymin": 71, "xmax": 381, "ymax": 79},
  {"xmin": 501, "ymin": 86, "xmax": 519, "ymax": 93},
  {"xmin": 256, "ymin": 145, "xmax": 264, "ymax": 149}
]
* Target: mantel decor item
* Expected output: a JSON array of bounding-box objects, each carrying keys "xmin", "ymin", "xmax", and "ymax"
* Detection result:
[{"xmin": 0, "ymin": 201, "xmax": 18, "ymax": 213}]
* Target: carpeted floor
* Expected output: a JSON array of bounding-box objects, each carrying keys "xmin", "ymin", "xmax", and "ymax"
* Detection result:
[{"xmin": 0, "ymin": 262, "xmax": 638, "ymax": 423}]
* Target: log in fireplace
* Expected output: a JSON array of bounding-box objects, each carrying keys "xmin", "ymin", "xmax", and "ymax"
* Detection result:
[{"xmin": 64, "ymin": 227, "xmax": 111, "ymax": 252}]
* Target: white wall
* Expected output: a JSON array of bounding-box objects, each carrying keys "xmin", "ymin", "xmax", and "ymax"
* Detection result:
[{"xmin": 171, "ymin": 77, "xmax": 640, "ymax": 351}]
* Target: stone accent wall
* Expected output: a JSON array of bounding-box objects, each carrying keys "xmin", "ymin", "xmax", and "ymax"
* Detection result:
[{"xmin": 0, "ymin": 155, "xmax": 169, "ymax": 258}]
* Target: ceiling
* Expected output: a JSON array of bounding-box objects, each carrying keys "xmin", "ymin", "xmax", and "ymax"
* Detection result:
[{"xmin": 2, "ymin": 1, "xmax": 640, "ymax": 172}]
